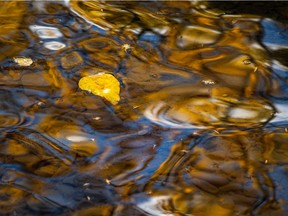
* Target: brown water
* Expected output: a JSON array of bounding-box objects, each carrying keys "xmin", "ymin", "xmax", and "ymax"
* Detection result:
[{"xmin": 1, "ymin": 1, "xmax": 288, "ymax": 215}]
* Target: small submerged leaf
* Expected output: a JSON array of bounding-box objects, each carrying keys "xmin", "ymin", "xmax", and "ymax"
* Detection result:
[{"xmin": 78, "ymin": 73, "xmax": 120, "ymax": 105}]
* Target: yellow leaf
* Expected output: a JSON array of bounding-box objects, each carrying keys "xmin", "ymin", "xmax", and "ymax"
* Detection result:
[{"xmin": 78, "ymin": 73, "xmax": 120, "ymax": 105}]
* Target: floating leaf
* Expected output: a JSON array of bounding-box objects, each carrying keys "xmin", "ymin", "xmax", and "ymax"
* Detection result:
[{"xmin": 78, "ymin": 73, "xmax": 120, "ymax": 105}]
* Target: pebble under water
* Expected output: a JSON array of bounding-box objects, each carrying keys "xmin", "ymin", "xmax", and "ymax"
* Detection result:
[{"xmin": 1, "ymin": 1, "xmax": 288, "ymax": 215}]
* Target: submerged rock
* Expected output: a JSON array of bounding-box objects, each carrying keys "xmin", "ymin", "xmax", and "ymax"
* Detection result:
[{"xmin": 60, "ymin": 51, "xmax": 83, "ymax": 70}]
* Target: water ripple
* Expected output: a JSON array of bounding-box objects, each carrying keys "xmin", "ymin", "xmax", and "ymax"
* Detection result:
[{"xmin": 144, "ymin": 86, "xmax": 275, "ymax": 129}]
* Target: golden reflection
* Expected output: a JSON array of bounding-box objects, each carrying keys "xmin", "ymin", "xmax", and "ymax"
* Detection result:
[
  {"xmin": 73, "ymin": 205, "xmax": 114, "ymax": 216},
  {"xmin": 142, "ymin": 130, "xmax": 278, "ymax": 215},
  {"xmin": 70, "ymin": 141, "xmax": 98, "ymax": 157},
  {"xmin": 0, "ymin": 2, "xmax": 29, "ymax": 61},
  {"xmin": 80, "ymin": 135, "xmax": 160, "ymax": 187},
  {"xmin": 263, "ymin": 133, "xmax": 288, "ymax": 163},
  {"xmin": 37, "ymin": 115, "xmax": 82, "ymax": 138},
  {"xmin": 5, "ymin": 140, "xmax": 29, "ymax": 156},
  {"xmin": 32, "ymin": 158, "xmax": 71, "ymax": 177},
  {"xmin": 0, "ymin": 186, "xmax": 25, "ymax": 212},
  {"xmin": 69, "ymin": 0, "xmax": 134, "ymax": 31},
  {"xmin": 0, "ymin": 1, "xmax": 287, "ymax": 215},
  {"xmin": 0, "ymin": 2, "xmax": 27, "ymax": 36},
  {"xmin": 144, "ymin": 85, "xmax": 275, "ymax": 129},
  {"xmin": 177, "ymin": 26, "xmax": 221, "ymax": 48}
]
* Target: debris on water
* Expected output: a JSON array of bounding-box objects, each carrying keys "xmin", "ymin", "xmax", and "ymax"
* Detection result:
[
  {"xmin": 36, "ymin": 101, "xmax": 46, "ymax": 108},
  {"xmin": 243, "ymin": 59, "xmax": 252, "ymax": 65},
  {"xmin": 122, "ymin": 43, "xmax": 132, "ymax": 52},
  {"xmin": 202, "ymin": 79, "xmax": 215, "ymax": 85},
  {"xmin": 13, "ymin": 57, "xmax": 33, "ymax": 66},
  {"xmin": 78, "ymin": 73, "xmax": 120, "ymax": 105}
]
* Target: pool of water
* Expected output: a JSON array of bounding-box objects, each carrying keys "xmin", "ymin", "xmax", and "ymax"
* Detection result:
[{"xmin": 1, "ymin": 1, "xmax": 288, "ymax": 215}]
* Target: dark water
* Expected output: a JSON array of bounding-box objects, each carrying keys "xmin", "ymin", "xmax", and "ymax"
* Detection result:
[{"xmin": 1, "ymin": 1, "xmax": 288, "ymax": 215}]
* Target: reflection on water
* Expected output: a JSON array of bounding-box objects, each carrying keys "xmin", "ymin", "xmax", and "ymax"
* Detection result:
[
  {"xmin": 1, "ymin": 1, "xmax": 288, "ymax": 215},
  {"xmin": 144, "ymin": 85, "xmax": 275, "ymax": 129}
]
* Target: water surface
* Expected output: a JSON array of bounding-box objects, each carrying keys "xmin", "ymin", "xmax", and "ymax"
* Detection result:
[{"xmin": 1, "ymin": 1, "xmax": 288, "ymax": 215}]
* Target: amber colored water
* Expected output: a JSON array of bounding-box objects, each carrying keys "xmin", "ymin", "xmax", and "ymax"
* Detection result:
[{"xmin": 1, "ymin": 1, "xmax": 288, "ymax": 215}]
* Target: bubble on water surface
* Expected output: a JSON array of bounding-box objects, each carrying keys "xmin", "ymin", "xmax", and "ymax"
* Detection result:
[
  {"xmin": 44, "ymin": 41, "xmax": 66, "ymax": 50},
  {"xmin": 228, "ymin": 107, "xmax": 259, "ymax": 119},
  {"xmin": 66, "ymin": 135, "xmax": 90, "ymax": 142},
  {"xmin": 29, "ymin": 25, "xmax": 63, "ymax": 39}
]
